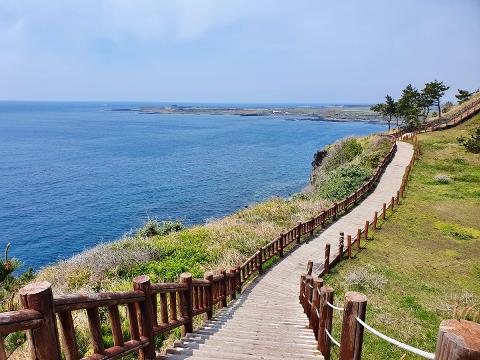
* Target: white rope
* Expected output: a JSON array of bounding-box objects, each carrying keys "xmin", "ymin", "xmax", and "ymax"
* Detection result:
[
  {"xmin": 316, "ymin": 308, "xmax": 320, "ymax": 317},
  {"xmin": 325, "ymin": 329, "xmax": 340, "ymax": 347},
  {"xmin": 356, "ymin": 317, "xmax": 435, "ymax": 359},
  {"xmin": 327, "ymin": 301, "xmax": 344, "ymax": 312}
]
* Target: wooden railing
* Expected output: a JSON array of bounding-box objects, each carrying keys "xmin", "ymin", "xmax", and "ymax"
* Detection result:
[
  {"xmin": 0, "ymin": 270, "xmax": 241, "ymax": 360},
  {"xmin": 424, "ymin": 97, "xmax": 480, "ymax": 132},
  {"xmin": 299, "ymin": 276, "xmax": 480, "ymax": 360},
  {"xmin": 0, "ymin": 137, "xmax": 399, "ymax": 358}
]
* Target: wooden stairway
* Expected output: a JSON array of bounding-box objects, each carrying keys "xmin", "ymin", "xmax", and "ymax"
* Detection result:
[{"xmin": 160, "ymin": 279, "xmax": 322, "ymax": 359}]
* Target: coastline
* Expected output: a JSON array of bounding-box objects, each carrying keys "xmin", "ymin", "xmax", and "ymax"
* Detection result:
[{"xmin": 113, "ymin": 105, "xmax": 384, "ymax": 123}]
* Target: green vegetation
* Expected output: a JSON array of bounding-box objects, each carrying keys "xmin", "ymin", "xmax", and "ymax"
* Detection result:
[
  {"xmin": 371, "ymin": 95, "xmax": 396, "ymax": 130},
  {"xmin": 457, "ymin": 126, "xmax": 480, "ymax": 153},
  {"xmin": 323, "ymin": 114, "xmax": 480, "ymax": 359},
  {"xmin": 371, "ymin": 80, "xmax": 451, "ymax": 130},
  {"xmin": 311, "ymin": 137, "xmax": 392, "ymax": 201},
  {"xmin": 455, "ymin": 88, "xmax": 477, "ymax": 104}
]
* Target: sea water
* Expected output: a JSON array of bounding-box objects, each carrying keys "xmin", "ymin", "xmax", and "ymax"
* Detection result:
[{"xmin": 0, "ymin": 102, "xmax": 385, "ymax": 269}]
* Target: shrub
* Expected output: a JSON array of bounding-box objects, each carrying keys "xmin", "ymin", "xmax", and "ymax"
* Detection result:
[
  {"xmin": 457, "ymin": 127, "xmax": 480, "ymax": 154},
  {"xmin": 136, "ymin": 219, "xmax": 184, "ymax": 238},
  {"xmin": 0, "ymin": 243, "xmax": 34, "ymax": 311},
  {"xmin": 322, "ymin": 137, "xmax": 363, "ymax": 172},
  {"xmin": 317, "ymin": 165, "xmax": 372, "ymax": 201},
  {"xmin": 434, "ymin": 174, "xmax": 451, "ymax": 184}
]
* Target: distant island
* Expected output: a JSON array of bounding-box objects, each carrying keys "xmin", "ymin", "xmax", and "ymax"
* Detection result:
[{"xmin": 113, "ymin": 105, "xmax": 382, "ymax": 122}]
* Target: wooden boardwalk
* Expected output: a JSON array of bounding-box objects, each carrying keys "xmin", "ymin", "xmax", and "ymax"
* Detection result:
[{"xmin": 162, "ymin": 141, "xmax": 414, "ymax": 360}]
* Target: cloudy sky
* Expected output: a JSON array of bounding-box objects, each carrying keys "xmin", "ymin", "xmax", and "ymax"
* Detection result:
[{"xmin": 1, "ymin": 0, "xmax": 479, "ymax": 103}]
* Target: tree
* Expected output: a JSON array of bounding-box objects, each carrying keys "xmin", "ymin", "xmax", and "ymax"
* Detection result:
[
  {"xmin": 371, "ymin": 95, "xmax": 397, "ymax": 130},
  {"xmin": 419, "ymin": 85, "xmax": 435, "ymax": 120},
  {"xmin": 455, "ymin": 89, "xmax": 473, "ymax": 104},
  {"xmin": 457, "ymin": 127, "xmax": 480, "ymax": 154},
  {"xmin": 423, "ymin": 80, "xmax": 449, "ymax": 119},
  {"xmin": 396, "ymin": 84, "xmax": 422, "ymax": 130}
]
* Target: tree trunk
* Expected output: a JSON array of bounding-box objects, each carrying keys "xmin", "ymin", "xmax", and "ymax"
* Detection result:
[
  {"xmin": 388, "ymin": 114, "xmax": 391, "ymax": 130},
  {"xmin": 437, "ymin": 100, "xmax": 442, "ymax": 119}
]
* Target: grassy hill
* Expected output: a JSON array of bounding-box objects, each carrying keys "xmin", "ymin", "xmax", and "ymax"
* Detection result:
[{"xmin": 323, "ymin": 114, "xmax": 480, "ymax": 359}]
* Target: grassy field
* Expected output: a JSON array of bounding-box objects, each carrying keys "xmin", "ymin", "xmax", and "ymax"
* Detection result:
[{"xmin": 323, "ymin": 114, "xmax": 480, "ymax": 359}]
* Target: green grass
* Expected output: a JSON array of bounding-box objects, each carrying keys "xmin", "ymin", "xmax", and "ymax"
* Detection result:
[{"xmin": 323, "ymin": 114, "xmax": 480, "ymax": 359}]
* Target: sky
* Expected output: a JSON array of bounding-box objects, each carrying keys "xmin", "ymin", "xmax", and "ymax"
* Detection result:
[{"xmin": 1, "ymin": 0, "xmax": 479, "ymax": 103}]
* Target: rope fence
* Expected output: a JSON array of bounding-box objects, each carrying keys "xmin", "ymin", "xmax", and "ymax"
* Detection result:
[
  {"xmin": 356, "ymin": 317, "xmax": 435, "ymax": 359},
  {"xmin": 325, "ymin": 329, "xmax": 340, "ymax": 347}
]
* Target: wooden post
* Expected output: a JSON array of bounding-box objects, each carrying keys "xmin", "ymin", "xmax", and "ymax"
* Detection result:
[
  {"xmin": 279, "ymin": 233, "xmax": 284, "ymax": 258},
  {"xmin": 309, "ymin": 277, "xmax": 324, "ymax": 334},
  {"xmin": 339, "ymin": 292, "xmax": 367, "ymax": 360},
  {"xmin": 356, "ymin": 228, "xmax": 361, "ymax": 250},
  {"xmin": 396, "ymin": 190, "xmax": 400, "ymax": 205},
  {"xmin": 324, "ymin": 244, "xmax": 331, "ymax": 274},
  {"xmin": 257, "ymin": 248, "xmax": 263, "ymax": 275},
  {"xmin": 321, "ymin": 211, "xmax": 326, "ymax": 228},
  {"xmin": 220, "ymin": 269, "xmax": 228, "ymax": 307},
  {"xmin": 296, "ymin": 222, "xmax": 302, "ymax": 244},
  {"xmin": 299, "ymin": 273, "xmax": 306, "ymax": 305},
  {"xmin": 305, "ymin": 275, "xmax": 313, "ymax": 316},
  {"xmin": 382, "ymin": 203, "xmax": 386, "ymax": 220},
  {"xmin": 333, "ymin": 202, "xmax": 338, "ymax": 219},
  {"xmin": 318, "ymin": 287, "xmax": 334, "ymax": 360},
  {"xmin": 180, "ymin": 273, "xmax": 193, "ymax": 335},
  {"xmin": 364, "ymin": 220, "xmax": 369, "ymax": 240},
  {"xmin": 347, "ymin": 235, "xmax": 352, "ymax": 259},
  {"xmin": 391, "ymin": 196, "xmax": 395, "ymax": 211},
  {"xmin": 132, "ymin": 276, "xmax": 156, "ymax": 360},
  {"xmin": 373, "ymin": 211, "xmax": 378, "ymax": 229},
  {"xmin": 434, "ymin": 319, "xmax": 480, "ymax": 359},
  {"xmin": 19, "ymin": 282, "xmax": 61, "ymax": 360},
  {"xmin": 229, "ymin": 268, "xmax": 237, "ymax": 300},
  {"xmin": 204, "ymin": 271, "xmax": 214, "ymax": 319},
  {"xmin": 309, "ymin": 218, "xmax": 315, "ymax": 236},
  {"xmin": 306, "ymin": 260, "xmax": 313, "ymax": 275},
  {"xmin": 339, "ymin": 232, "xmax": 344, "ymax": 259},
  {"xmin": 235, "ymin": 266, "xmax": 241, "ymax": 293}
]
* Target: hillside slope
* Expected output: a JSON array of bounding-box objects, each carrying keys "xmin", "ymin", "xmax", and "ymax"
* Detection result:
[{"xmin": 323, "ymin": 114, "xmax": 480, "ymax": 359}]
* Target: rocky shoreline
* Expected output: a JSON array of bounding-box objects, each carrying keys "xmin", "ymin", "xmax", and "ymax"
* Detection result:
[{"xmin": 113, "ymin": 105, "xmax": 383, "ymax": 123}]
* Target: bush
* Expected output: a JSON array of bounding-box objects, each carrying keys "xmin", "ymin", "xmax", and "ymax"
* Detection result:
[
  {"xmin": 136, "ymin": 219, "xmax": 184, "ymax": 238},
  {"xmin": 321, "ymin": 138, "xmax": 363, "ymax": 172},
  {"xmin": 0, "ymin": 243, "xmax": 34, "ymax": 311},
  {"xmin": 457, "ymin": 127, "xmax": 480, "ymax": 154},
  {"xmin": 317, "ymin": 165, "xmax": 372, "ymax": 201}
]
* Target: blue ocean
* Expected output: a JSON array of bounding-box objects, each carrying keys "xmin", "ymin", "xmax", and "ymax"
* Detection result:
[{"xmin": 0, "ymin": 102, "xmax": 385, "ymax": 270}]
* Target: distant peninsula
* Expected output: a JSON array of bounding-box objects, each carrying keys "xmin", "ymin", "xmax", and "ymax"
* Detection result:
[{"xmin": 113, "ymin": 105, "xmax": 382, "ymax": 122}]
